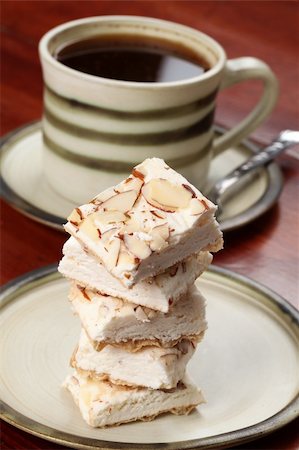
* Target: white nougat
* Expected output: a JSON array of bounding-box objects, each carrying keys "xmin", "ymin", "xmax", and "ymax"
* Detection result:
[
  {"xmin": 64, "ymin": 370, "xmax": 205, "ymax": 427},
  {"xmin": 69, "ymin": 283, "xmax": 207, "ymax": 350},
  {"xmin": 59, "ymin": 236, "xmax": 212, "ymax": 312},
  {"xmin": 73, "ymin": 329, "xmax": 196, "ymax": 389},
  {"xmin": 61, "ymin": 158, "xmax": 222, "ymax": 428},
  {"xmin": 64, "ymin": 158, "xmax": 223, "ymax": 287}
]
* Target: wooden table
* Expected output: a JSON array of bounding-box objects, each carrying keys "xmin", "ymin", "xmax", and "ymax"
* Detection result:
[{"xmin": 1, "ymin": 1, "xmax": 298, "ymax": 449}]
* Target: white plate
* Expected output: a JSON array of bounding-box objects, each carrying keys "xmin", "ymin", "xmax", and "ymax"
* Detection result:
[
  {"xmin": 0, "ymin": 121, "xmax": 283, "ymax": 232},
  {"xmin": 1, "ymin": 266, "xmax": 298, "ymax": 449}
]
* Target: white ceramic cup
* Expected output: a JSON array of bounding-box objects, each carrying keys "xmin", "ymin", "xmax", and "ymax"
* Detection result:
[{"xmin": 39, "ymin": 16, "xmax": 278, "ymax": 204}]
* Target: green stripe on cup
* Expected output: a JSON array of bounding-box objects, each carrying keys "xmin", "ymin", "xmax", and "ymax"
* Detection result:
[
  {"xmin": 45, "ymin": 85, "xmax": 218, "ymax": 120},
  {"xmin": 43, "ymin": 132, "xmax": 213, "ymax": 172},
  {"xmin": 44, "ymin": 108, "xmax": 215, "ymax": 146}
]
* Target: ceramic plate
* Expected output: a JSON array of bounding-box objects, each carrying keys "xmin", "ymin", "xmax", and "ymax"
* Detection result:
[
  {"xmin": 0, "ymin": 121, "xmax": 283, "ymax": 232},
  {"xmin": 1, "ymin": 266, "xmax": 298, "ymax": 449}
]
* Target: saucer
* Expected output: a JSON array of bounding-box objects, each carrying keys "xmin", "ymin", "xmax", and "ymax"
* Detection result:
[{"xmin": 0, "ymin": 121, "xmax": 283, "ymax": 232}]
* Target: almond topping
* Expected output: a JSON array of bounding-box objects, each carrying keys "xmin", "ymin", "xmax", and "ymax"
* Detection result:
[
  {"xmin": 117, "ymin": 252, "xmax": 135, "ymax": 268},
  {"xmin": 93, "ymin": 210, "xmax": 127, "ymax": 226},
  {"xmin": 121, "ymin": 215, "xmax": 140, "ymax": 233},
  {"xmin": 91, "ymin": 186, "xmax": 115, "ymax": 204},
  {"xmin": 79, "ymin": 215, "xmax": 100, "ymax": 242},
  {"xmin": 124, "ymin": 234, "xmax": 152, "ymax": 260},
  {"xmin": 116, "ymin": 176, "xmax": 144, "ymax": 195},
  {"xmin": 100, "ymin": 228, "xmax": 118, "ymax": 243},
  {"xmin": 190, "ymin": 198, "xmax": 207, "ymax": 216},
  {"xmin": 152, "ymin": 223, "xmax": 169, "ymax": 240},
  {"xmin": 101, "ymin": 190, "xmax": 138, "ymax": 213},
  {"xmin": 104, "ymin": 237, "xmax": 121, "ymax": 271},
  {"xmin": 150, "ymin": 210, "xmax": 166, "ymax": 219},
  {"xmin": 142, "ymin": 179, "xmax": 193, "ymax": 212},
  {"xmin": 182, "ymin": 184, "xmax": 197, "ymax": 198},
  {"xmin": 201, "ymin": 199, "xmax": 209, "ymax": 209},
  {"xmin": 132, "ymin": 168, "xmax": 145, "ymax": 180},
  {"xmin": 68, "ymin": 208, "xmax": 83, "ymax": 225},
  {"xmin": 76, "ymin": 207, "xmax": 83, "ymax": 219},
  {"xmin": 149, "ymin": 224, "xmax": 170, "ymax": 251}
]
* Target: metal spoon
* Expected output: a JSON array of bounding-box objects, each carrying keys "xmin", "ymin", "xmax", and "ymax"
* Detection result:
[{"xmin": 208, "ymin": 130, "xmax": 299, "ymax": 217}]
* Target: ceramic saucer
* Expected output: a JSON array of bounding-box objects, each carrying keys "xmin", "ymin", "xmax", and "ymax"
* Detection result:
[{"xmin": 0, "ymin": 121, "xmax": 283, "ymax": 232}]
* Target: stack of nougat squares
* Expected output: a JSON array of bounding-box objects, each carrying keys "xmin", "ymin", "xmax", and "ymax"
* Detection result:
[{"xmin": 59, "ymin": 158, "xmax": 223, "ymax": 427}]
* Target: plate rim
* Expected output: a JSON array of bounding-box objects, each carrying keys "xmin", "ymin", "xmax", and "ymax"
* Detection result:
[
  {"xmin": 0, "ymin": 121, "xmax": 283, "ymax": 233},
  {"xmin": 1, "ymin": 264, "xmax": 298, "ymax": 450}
]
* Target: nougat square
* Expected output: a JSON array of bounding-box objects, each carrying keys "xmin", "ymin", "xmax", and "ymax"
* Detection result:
[{"xmin": 65, "ymin": 158, "xmax": 223, "ymax": 287}]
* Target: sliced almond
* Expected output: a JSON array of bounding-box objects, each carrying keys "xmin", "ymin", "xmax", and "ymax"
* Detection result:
[
  {"xmin": 79, "ymin": 216, "xmax": 100, "ymax": 242},
  {"xmin": 182, "ymin": 184, "xmax": 197, "ymax": 198},
  {"xmin": 101, "ymin": 190, "xmax": 138, "ymax": 212},
  {"xmin": 150, "ymin": 209, "xmax": 167, "ymax": 220},
  {"xmin": 142, "ymin": 179, "xmax": 192, "ymax": 212},
  {"xmin": 104, "ymin": 237, "xmax": 121, "ymax": 271},
  {"xmin": 67, "ymin": 207, "xmax": 83, "ymax": 225},
  {"xmin": 132, "ymin": 168, "xmax": 145, "ymax": 180},
  {"xmin": 91, "ymin": 186, "xmax": 115, "ymax": 204},
  {"xmin": 124, "ymin": 234, "xmax": 152, "ymax": 260},
  {"xmin": 117, "ymin": 176, "xmax": 144, "ymax": 194},
  {"xmin": 190, "ymin": 198, "xmax": 207, "ymax": 216},
  {"xmin": 92, "ymin": 210, "xmax": 127, "ymax": 226},
  {"xmin": 121, "ymin": 215, "xmax": 140, "ymax": 233},
  {"xmin": 128, "ymin": 209, "xmax": 162, "ymax": 233},
  {"xmin": 149, "ymin": 224, "xmax": 169, "ymax": 251},
  {"xmin": 152, "ymin": 223, "xmax": 169, "ymax": 240},
  {"xmin": 100, "ymin": 227, "xmax": 118, "ymax": 243},
  {"xmin": 149, "ymin": 234, "xmax": 168, "ymax": 252},
  {"xmin": 117, "ymin": 244, "xmax": 136, "ymax": 268}
]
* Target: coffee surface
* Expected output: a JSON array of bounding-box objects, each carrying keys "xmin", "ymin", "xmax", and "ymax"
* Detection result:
[{"xmin": 55, "ymin": 36, "xmax": 210, "ymax": 82}]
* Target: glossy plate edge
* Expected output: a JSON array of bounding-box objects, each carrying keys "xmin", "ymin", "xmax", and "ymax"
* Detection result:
[
  {"xmin": 0, "ymin": 121, "xmax": 283, "ymax": 233},
  {"xmin": 1, "ymin": 265, "xmax": 298, "ymax": 450}
]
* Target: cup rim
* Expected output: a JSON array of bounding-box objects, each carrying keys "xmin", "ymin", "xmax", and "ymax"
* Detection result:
[{"xmin": 39, "ymin": 15, "xmax": 226, "ymax": 89}]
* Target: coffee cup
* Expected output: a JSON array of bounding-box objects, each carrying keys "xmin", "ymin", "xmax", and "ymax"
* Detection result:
[{"xmin": 39, "ymin": 16, "xmax": 278, "ymax": 204}]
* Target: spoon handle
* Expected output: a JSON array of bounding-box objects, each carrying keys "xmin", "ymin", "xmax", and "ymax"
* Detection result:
[{"xmin": 214, "ymin": 130, "xmax": 299, "ymax": 197}]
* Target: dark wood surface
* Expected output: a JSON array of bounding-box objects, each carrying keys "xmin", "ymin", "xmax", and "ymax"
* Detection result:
[{"xmin": 1, "ymin": 1, "xmax": 298, "ymax": 449}]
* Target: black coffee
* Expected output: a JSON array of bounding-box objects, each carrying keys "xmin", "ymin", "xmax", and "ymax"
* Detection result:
[{"xmin": 55, "ymin": 35, "xmax": 210, "ymax": 83}]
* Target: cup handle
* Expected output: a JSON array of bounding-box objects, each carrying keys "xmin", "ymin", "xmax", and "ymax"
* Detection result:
[{"xmin": 213, "ymin": 57, "xmax": 279, "ymax": 156}]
